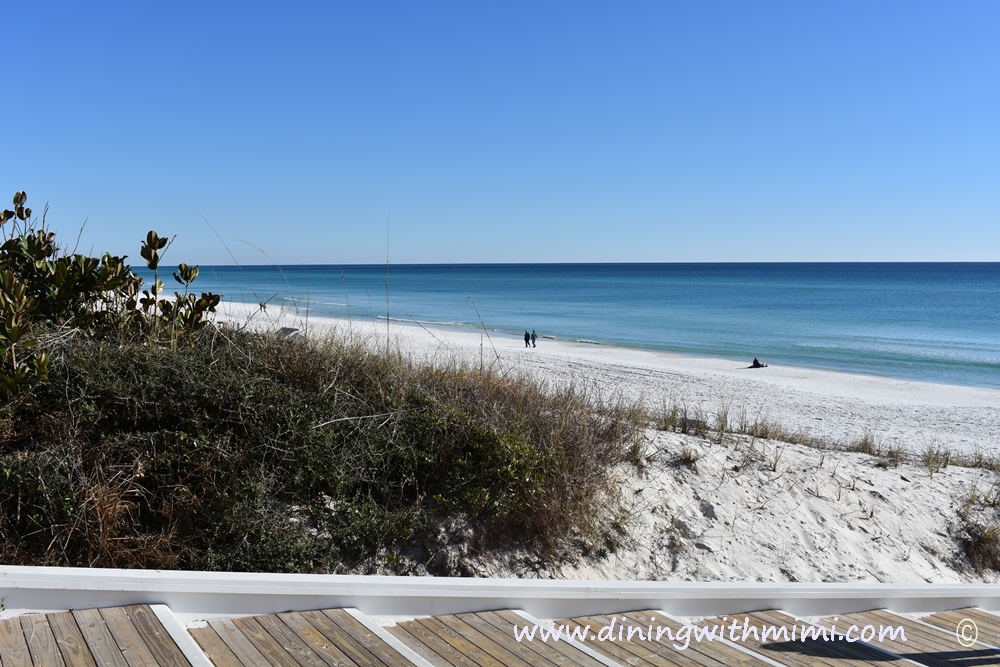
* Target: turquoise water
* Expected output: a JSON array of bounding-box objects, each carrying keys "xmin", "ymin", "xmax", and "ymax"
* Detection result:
[{"xmin": 137, "ymin": 263, "xmax": 1000, "ymax": 389}]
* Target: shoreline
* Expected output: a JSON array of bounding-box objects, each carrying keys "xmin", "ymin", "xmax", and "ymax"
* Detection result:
[
  {"xmin": 219, "ymin": 300, "xmax": 1000, "ymax": 456},
  {"xmin": 215, "ymin": 299, "xmax": 1000, "ymax": 583},
  {"xmin": 224, "ymin": 295, "xmax": 1000, "ymax": 393},
  {"xmin": 183, "ymin": 261, "xmax": 1000, "ymax": 392}
]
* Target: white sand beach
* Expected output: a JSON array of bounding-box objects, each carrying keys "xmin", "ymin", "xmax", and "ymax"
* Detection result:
[
  {"xmin": 223, "ymin": 300, "xmax": 1000, "ymax": 455},
  {"xmin": 217, "ymin": 301, "xmax": 1000, "ymax": 583}
]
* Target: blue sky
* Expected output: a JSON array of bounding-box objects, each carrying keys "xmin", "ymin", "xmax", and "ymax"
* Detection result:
[{"xmin": 3, "ymin": 1, "xmax": 998, "ymax": 264}]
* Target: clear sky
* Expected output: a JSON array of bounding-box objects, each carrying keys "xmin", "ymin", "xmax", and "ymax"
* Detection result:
[{"xmin": 3, "ymin": 1, "xmax": 998, "ymax": 264}]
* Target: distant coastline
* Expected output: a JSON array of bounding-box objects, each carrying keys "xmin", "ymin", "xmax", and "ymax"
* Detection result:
[
  {"xmin": 220, "ymin": 298, "xmax": 1000, "ymax": 456},
  {"xmin": 139, "ymin": 262, "xmax": 1000, "ymax": 389}
]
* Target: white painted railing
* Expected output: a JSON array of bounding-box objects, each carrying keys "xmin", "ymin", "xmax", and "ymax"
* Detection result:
[{"xmin": 1, "ymin": 566, "xmax": 997, "ymax": 621}]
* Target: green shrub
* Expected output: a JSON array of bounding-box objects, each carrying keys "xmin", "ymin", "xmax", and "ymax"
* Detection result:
[
  {"xmin": 0, "ymin": 190, "xmax": 219, "ymax": 396},
  {"xmin": 0, "ymin": 327, "xmax": 642, "ymax": 572},
  {"xmin": 0, "ymin": 188, "xmax": 642, "ymax": 573}
]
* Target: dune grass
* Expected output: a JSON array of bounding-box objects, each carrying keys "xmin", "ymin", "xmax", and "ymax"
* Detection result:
[
  {"xmin": 0, "ymin": 189, "xmax": 649, "ymax": 574},
  {"xmin": 0, "ymin": 324, "xmax": 644, "ymax": 573},
  {"xmin": 651, "ymin": 396, "xmax": 998, "ymax": 473},
  {"xmin": 651, "ymin": 395, "xmax": 1000, "ymax": 575},
  {"xmin": 958, "ymin": 479, "xmax": 1000, "ymax": 574}
]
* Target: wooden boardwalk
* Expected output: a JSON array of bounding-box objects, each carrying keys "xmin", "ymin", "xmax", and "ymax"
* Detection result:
[
  {"xmin": 824, "ymin": 608, "xmax": 1000, "ymax": 666},
  {"xmin": 190, "ymin": 609, "xmax": 419, "ymax": 667},
  {"xmin": 4, "ymin": 604, "xmax": 1000, "ymax": 666},
  {"xmin": 0, "ymin": 604, "xmax": 190, "ymax": 667},
  {"xmin": 559, "ymin": 608, "xmax": 1000, "ymax": 667}
]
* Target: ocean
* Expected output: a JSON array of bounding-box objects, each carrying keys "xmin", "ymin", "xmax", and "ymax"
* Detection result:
[{"xmin": 136, "ymin": 263, "xmax": 1000, "ymax": 389}]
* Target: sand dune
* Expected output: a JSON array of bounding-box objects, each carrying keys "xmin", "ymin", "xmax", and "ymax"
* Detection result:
[
  {"xmin": 217, "ymin": 301, "xmax": 1000, "ymax": 583},
  {"xmin": 228, "ymin": 301, "xmax": 999, "ymax": 454}
]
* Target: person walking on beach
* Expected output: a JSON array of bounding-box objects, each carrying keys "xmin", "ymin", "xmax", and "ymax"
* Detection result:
[
  {"xmin": 524, "ymin": 331, "xmax": 531, "ymax": 347},
  {"xmin": 531, "ymin": 330, "xmax": 537, "ymax": 348}
]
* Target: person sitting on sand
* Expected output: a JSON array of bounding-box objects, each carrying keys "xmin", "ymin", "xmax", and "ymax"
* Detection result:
[
  {"xmin": 531, "ymin": 330, "xmax": 537, "ymax": 348},
  {"xmin": 750, "ymin": 357, "xmax": 767, "ymax": 368},
  {"xmin": 524, "ymin": 331, "xmax": 531, "ymax": 348}
]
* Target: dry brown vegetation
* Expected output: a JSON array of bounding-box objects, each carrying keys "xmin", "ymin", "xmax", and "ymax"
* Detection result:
[
  {"xmin": 0, "ymin": 325, "xmax": 644, "ymax": 573},
  {"xmin": 652, "ymin": 396, "xmax": 998, "ymax": 473},
  {"xmin": 0, "ymin": 189, "xmax": 646, "ymax": 574},
  {"xmin": 651, "ymin": 395, "xmax": 1000, "ymax": 575}
]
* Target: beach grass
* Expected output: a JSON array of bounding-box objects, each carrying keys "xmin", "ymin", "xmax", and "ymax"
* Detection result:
[
  {"xmin": 959, "ymin": 480, "xmax": 1000, "ymax": 574},
  {"xmin": 652, "ymin": 395, "xmax": 999, "ymax": 474},
  {"xmin": 2, "ymin": 188, "xmax": 997, "ymax": 582},
  {"xmin": 675, "ymin": 444, "xmax": 702, "ymax": 468},
  {"xmin": 650, "ymin": 394, "xmax": 1000, "ymax": 577},
  {"xmin": 0, "ymin": 322, "xmax": 644, "ymax": 573}
]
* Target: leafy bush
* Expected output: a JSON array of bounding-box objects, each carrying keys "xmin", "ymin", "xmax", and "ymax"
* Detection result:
[
  {"xmin": 0, "ymin": 191, "xmax": 219, "ymax": 396},
  {"xmin": 0, "ymin": 329, "xmax": 642, "ymax": 572},
  {"xmin": 0, "ymin": 190, "xmax": 643, "ymax": 572}
]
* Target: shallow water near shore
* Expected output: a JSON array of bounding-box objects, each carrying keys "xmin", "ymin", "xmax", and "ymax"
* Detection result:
[{"xmin": 139, "ymin": 262, "xmax": 1000, "ymax": 389}]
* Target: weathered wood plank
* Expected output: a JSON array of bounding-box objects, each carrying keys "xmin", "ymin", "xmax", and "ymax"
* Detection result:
[
  {"xmin": 321, "ymin": 611, "xmax": 414, "ymax": 667},
  {"xmin": 410, "ymin": 617, "xmax": 504, "ymax": 667},
  {"xmin": 189, "ymin": 625, "xmax": 245, "ymax": 667},
  {"xmin": 20, "ymin": 614, "xmax": 66, "ymax": 667},
  {"xmin": 834, "ymin": 609, "xmax": 1000, "ymax": 665},
  {"xmin": 389, "ymin": 621, "xmax": 474, "ymax": 667},
  {"xmin": 494, "ymin": 610, "xmax": 679, "ymax": 667},
  {"xmin": 208, "ymin": 619, "xmax": 272, "ymax": 667},
  {"xmin": 748, "ymin": 610, "xmax": 889, "ymax": 667},
  {"xmin": 299, "ymin": 611, "xmax": 383, "ymax": 667},
  {"xmin": 230, "ymin": 617, "xmax": 300, "ymax": 667},
  {"xmin": 923, "ymin": 607, "xmax": 1000, "ymax": 643},
  {"xmin": 124, "ymin": 605, "xmax": 191, "ymax": 667},
  {"xmin": 97, "ymin": 607, "xmax": 160, "ymax": 667},
  {"xmin": 570, "ymin": 613, "xmax": 714, "ymax": 667},
  {"xmin": 276, "ymin": 612, "xmax": 359, "ymax": 667},
  {"xmin": 832, "ymin": 610, "xmax": 942, "ymax": 654},
  {"xmin": 425, "ymin": 616, "xmax": 534, "ymax": 667},
  {"xmin": 0, "ymin": 616, "xmax": 33, "ymax": 667},
  {"xmin": 743, "ymin": 610, "xmax": 872, "ymax": 667},
  {"xmin": 481, "ymin": 612, "xmax": 610, "ymax": 667},
  {"xmin": 72, "ymin": 609, "xmax": 129, "ymax": 667},
  {"xmin": 46, "ymin": 611, "xmax": 98, "ymax": 667},
  {"xmin": 254, "ymin": 614, "xmax": 330, "ymax": 667},
  {"xmin": 623, "ymin": 611, "xmax": 767, "ymax": 667},
  {"xmin": 460, "ymin": 612, "xmax": 593, "ymax": 667}
]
